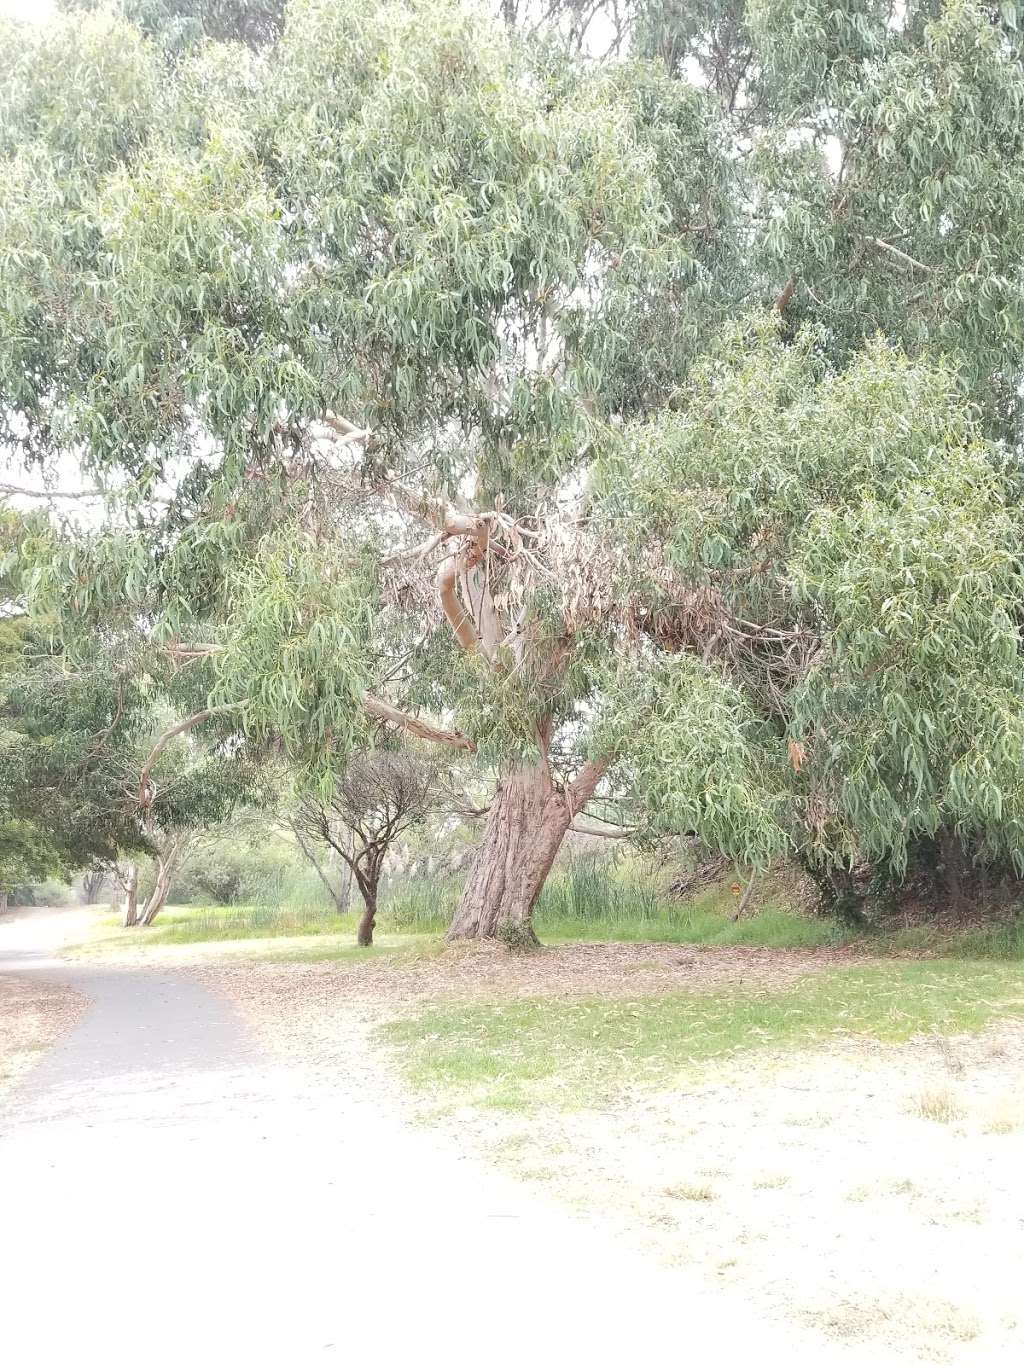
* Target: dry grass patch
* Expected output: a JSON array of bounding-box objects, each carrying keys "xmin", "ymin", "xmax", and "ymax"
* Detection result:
[
  {"xmin": 912, "ymin": 1088, "xmax": 965, "ymax": 1123},
  {"xmin": 663, "ymin": 1181, "xmax": 715, "ymax": 1202},
  {"xmin": 810, "ymin": 1294, "xmax": 981, "ymax": 1345}
]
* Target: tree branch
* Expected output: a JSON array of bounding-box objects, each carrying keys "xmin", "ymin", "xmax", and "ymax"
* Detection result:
[
  {"xmin": 137, "ymin": 704, "xmax": 241, "ymax": 808},
  {"xmin": 566, "ymin": 758, "xmax": 609, "ymax": 816},
  {"xmin": 569, "ymin": 820, "xmax": 635, "ymax": 839},
  {"xmin": 865, "ymin": 237, "xmax": 937, "ymax": 273},
  {"xmin": 0, "ymin": 482, "xmax": 106, "ymax": 500},
  {"xmin": 362, "ymin": 694, "xmax": 475, "ymax": 752},
  {"xmin": 435, "ymin": 551, "xmax": 480, "ymax": 654},
  {"xmin": 775, "ymin": 276, "xmax": 797, "ymax": 313}
]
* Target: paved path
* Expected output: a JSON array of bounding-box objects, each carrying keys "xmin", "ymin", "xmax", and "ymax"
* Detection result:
[{"xmin": 0, "ymin": 908, "xmax": 859, "ymax": 1364}]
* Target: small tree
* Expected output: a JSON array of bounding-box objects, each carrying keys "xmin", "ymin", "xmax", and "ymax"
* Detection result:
[
  {"xmin": 289, "ymin": 814, "xmax": 353, "ymax": 916},
  {"xmin": 128, "ymin": 748, "xmax": 262, "ymax": 926},
  {"xmin": 294, "ymin": 751, "xmax": 442, "ymax": 946}
]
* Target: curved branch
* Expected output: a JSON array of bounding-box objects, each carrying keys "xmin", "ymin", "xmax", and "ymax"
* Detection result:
[
  {"xmin": 362, "ymin": 694, "xmax": 475, "ymax": 752},
  {"xmin": 435, "ymin": 552, "xmax": 480, "ymax": 654},
  {"xmin": 137, "ymin": 704, "xmax": 240, "ymax": 807}
]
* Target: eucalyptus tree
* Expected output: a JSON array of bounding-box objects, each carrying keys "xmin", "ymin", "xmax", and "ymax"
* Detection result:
[
  {"xmin": 5, "ymin": 0, "xmax": 1024, "ymax": 941},
  {"xmin": 600, "ymin": 319, "xmax": 1024, "ymax": 893},
  {"xmin": 0, "ymin": 605, "xmax": 150, "ymax": 890},
  {"xmin": 128, "ymin": 747, "xmax": 261, "ymax": 924},
  {"xmin": 2, "ymin": 1, "xmax": 752, "ymax": 941}
]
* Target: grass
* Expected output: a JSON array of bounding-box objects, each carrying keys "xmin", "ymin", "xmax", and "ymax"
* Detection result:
[
  {"xmin": 380, "ymin": 959, "xmax": 1024, "ymax": 1111},
  {"xmin": 138, "ymin": 903, "xmax": 355, "ymax": 942},
  {"xmin": 69, "ymin": 900, "xmax": 445, "ymax": 965},
  {"xmin": 663, "ymin": 1182, "xmax": 715, "ymax": 1202},
  {"xmin": 534, "ymin": 860, "xmax": 846, "ymax": 949},
  {"xmin": 912, "ymin": 1088, "xmax": 965, "ymax": 1123},
  {"xmin": 69, "ymin": 854, "xmax": 1024, "ymax": 979}
]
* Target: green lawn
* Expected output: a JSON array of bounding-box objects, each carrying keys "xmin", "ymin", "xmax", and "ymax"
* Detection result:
[
  {"xmin": 71, "ymin": 881, "xmax": 1024, "ymax": 963},
  {"xmin": 68, "ymin": 902, "xmax": 442, "ymax": 964},
  {"xmin": 380, "ymin": 959, "xmax": 1024, "ymax": 1112}
]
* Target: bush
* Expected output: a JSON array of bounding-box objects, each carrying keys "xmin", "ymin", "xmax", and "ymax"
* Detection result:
[{"xmin": 167, "ymin": 837, "xmax": 335, "ymax": 910}]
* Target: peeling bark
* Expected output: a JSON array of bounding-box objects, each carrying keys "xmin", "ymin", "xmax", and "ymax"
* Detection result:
[{"xmin": 121, "ymin": 864, "xmax": 139, "ymax": 928}]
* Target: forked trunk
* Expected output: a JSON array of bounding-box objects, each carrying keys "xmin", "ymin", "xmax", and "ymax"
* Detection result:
[
  {"xmin": 138, "ymin": 838, "xmax": 185, "ymax": 927},
  {"xmin": 139, "ymin": 859, "xmax": 173, "ymax": 926},
  {"xmin": 447, "ymin": 763, "xmax": 572, "ymax": 941},
  {"xmin": 121, "ymin": 865, "xmax": 140, "ymax": 928}
]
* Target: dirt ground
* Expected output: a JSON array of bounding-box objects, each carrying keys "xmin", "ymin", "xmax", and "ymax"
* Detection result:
[
  {"xmin": 0, "ymin": 973, "xmax": 87, "ymax": 1100},
  {"xmin": 205, "ymin": 936, "xmax": 857, "ymax": 1001},
  {"xmin": 207, "ymin": 943, "xmax": 1024, "ymax": 1365}
]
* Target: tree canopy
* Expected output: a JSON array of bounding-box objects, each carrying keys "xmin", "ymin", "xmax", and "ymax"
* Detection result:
[{"xmin": 4, "ymin": 0, "xmax": 1024, "ymax": 933}]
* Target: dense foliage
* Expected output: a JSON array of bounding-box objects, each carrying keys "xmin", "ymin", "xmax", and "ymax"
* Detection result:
[{"xmin": 3, "ymin": 0, "xmax": 1024, "ymax": 926}]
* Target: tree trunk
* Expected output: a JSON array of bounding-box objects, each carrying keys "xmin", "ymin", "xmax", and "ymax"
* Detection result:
[
  {"xmin": 330, "ymin": 836, "xmax": 353, "ymax": 915},
  {"xmin": 140, "ymin": 857, "xmax": 173, "ymax": 926},
  {"xmin": 356, "ymin": 885, "xmax": 378, "ymax": 948},
  {"xmin": 121, "ymin": 864, "xmax": 139, "ymax": 928},
  {"xmin": 81, "ymin": 867, "xmax": 106, "ymax": 904},
  {"xmin": 0, "ymin": 890, "xmax": 8, "ymax": 915},
  {"xmin": 447, "ymin": 763, "xmax": 572, "ymax": 941},
  {"xmin": 138, "ymin": 837, "xmax": 185, "ymax": 927}
]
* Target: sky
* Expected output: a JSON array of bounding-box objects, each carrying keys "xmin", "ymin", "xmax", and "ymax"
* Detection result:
[{"xmin": 0, "ymin": 0, "xmax": 54, "ymax": 20}]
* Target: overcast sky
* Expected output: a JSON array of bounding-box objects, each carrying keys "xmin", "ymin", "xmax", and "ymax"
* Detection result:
[{"xmin": 1, "ymin": 0, "xmax": 54, "ymax": 21}]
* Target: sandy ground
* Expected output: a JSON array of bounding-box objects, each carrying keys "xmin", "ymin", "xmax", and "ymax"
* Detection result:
[
  {"xmin": 0, "ymin": 907, "xmax": 873, "ymax": 1365},
  {"xmin": 207, "ymin": 948, "xmax": 1024, "ymax": 1365}
]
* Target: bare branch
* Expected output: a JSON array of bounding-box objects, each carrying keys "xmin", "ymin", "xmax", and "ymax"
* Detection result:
[
  {"xmin": 569, "ymin": 820, "xmax": 635, "ymax": 839},
  {"xmin": 435, "ymin": 551, "xmax": 480, "ymax": 654},
  {"xmin": 0, "ymin": 482, "xmax": 106, "ymax": 500},
  {"xmin": 362, "ymin": 694, "xmax": 475, "ymax": 752},
  {"xmin": 865, "ymin": 237, "xmax": 937, "ymax": 274}
]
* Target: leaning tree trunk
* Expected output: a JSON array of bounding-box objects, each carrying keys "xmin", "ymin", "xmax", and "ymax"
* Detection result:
[
  {"xmin": 447, "ymin": 763, "xmax": 573, "ymax": 941},
  {"xmin": 138, "ymin": 837, "xmax": 185, "ymax": 927},
  {"xmin": 121, "ymin": 864, "xmax": 140, "ymax": 928},
  {"xmin": 355, "ymin": 884, "xmax": 378, "ymax": 948}
]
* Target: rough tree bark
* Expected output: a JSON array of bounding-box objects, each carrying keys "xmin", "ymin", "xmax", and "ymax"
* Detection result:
[
  {"xmin": 355, "ymin": 883, "xmax": 378, "ymax": 947},
  {"xmin": 447, "ymin": 758, "xmax": 605, "ymax": 941},
  {"xmin": 121, "ymin": 864, "xmax": 139, "ymax": 928}
]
